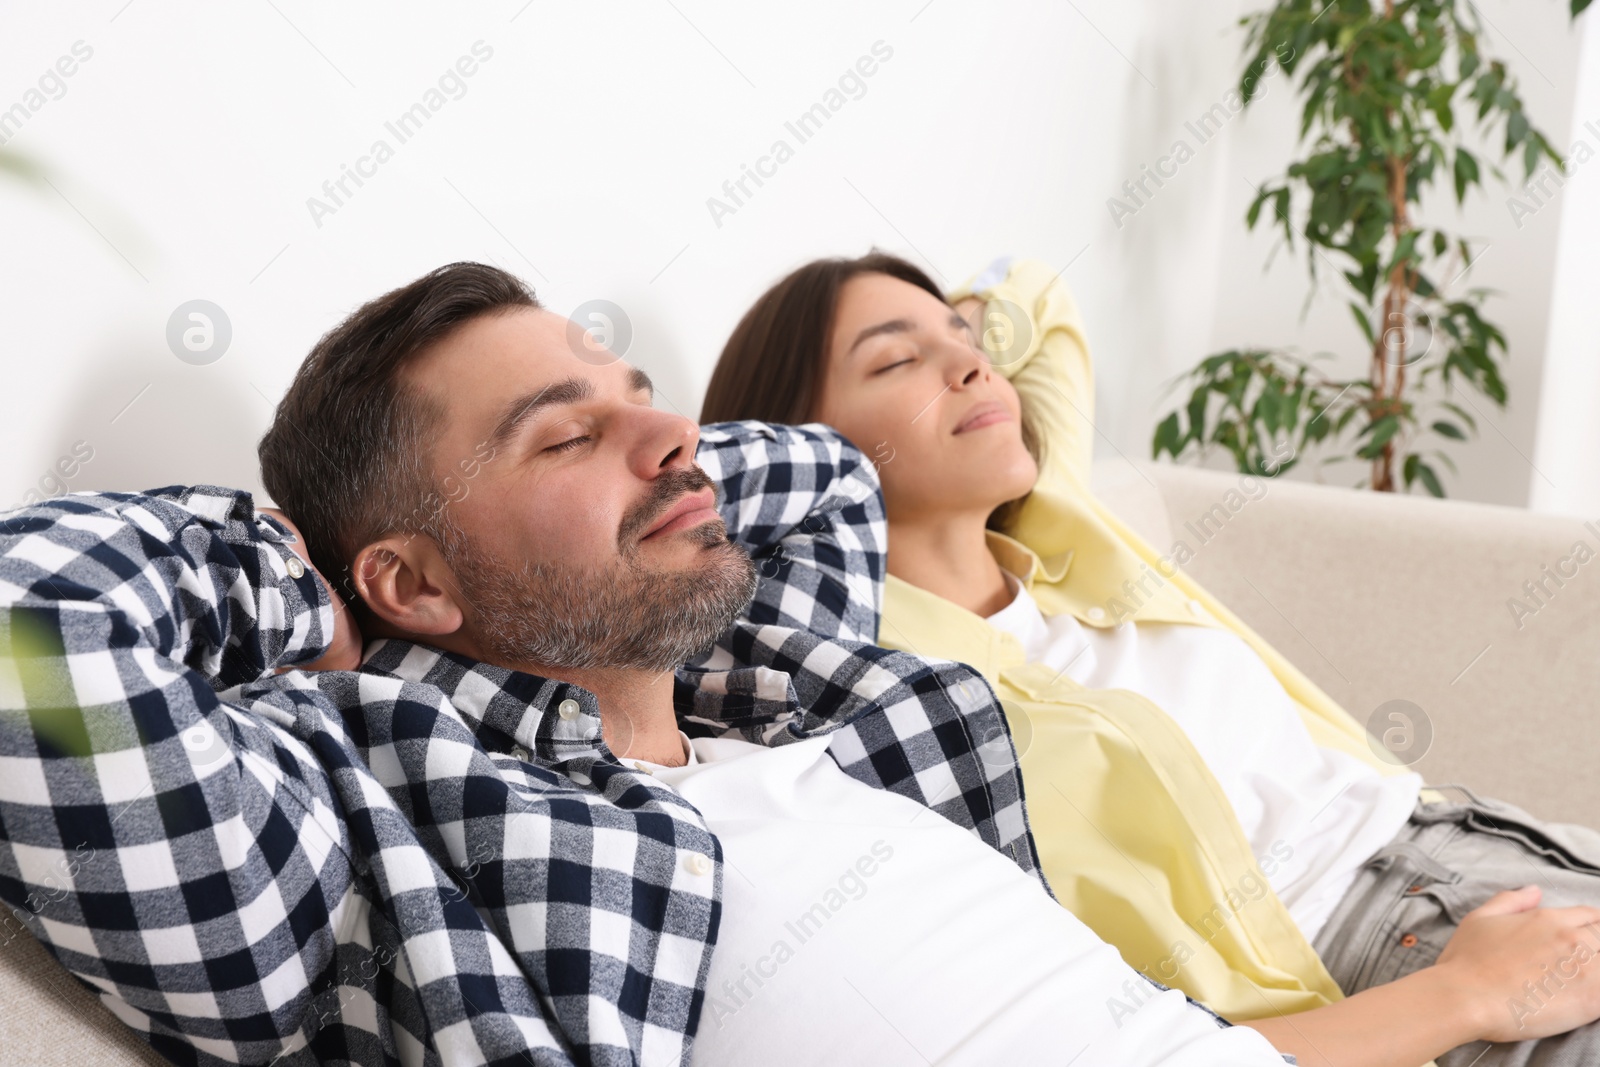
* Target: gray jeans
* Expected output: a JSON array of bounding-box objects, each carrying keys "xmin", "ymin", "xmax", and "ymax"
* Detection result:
[{"xmin": 1310, "ymin": 785, "xmax": 1600, "ymax": 1066}]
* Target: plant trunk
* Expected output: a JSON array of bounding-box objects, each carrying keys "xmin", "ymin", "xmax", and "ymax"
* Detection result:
[{"xmin": 1371, "ymin": 0, "xmax": 1408, "ymax": 492}]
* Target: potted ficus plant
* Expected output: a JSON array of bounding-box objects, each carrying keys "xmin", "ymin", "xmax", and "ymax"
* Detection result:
[{"xmin": 1152, "ymin": 0, "xmax": 1590, "ymax": 495}]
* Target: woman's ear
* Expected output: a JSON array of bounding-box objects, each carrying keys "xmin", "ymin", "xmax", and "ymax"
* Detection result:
[{"xmin": 350, "ymin": 535, "xmax": 465, "ymax": 637}]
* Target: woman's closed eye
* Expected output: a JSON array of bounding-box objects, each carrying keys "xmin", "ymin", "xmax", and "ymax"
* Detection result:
[{"xmin": 872, "ymin": 357, "xmax": 914, "ymax": 375}]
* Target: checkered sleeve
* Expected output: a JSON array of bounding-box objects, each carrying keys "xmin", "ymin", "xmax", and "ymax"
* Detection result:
[
  {"xmin": 695, "ymin": 421, "xmax": 886, "ymax": 644},
  {"xmin": 0, "ymin": 486, "xmax": 358, "ymax": 1062}
]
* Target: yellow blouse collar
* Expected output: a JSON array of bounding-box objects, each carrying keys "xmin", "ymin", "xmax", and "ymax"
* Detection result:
[{"xmin": 984, "ymin": 528, "xmax": 1074, "ymax": 589}]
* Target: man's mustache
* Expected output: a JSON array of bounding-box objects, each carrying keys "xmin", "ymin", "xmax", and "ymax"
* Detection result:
[{"xmin": 617, "ymin": 466, "xmax": 720, "ymax": 549}]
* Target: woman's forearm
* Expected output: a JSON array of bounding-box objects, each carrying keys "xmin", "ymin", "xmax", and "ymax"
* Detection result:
[{"xmin": 1235, "ymin": 964, "xmax": 1485, "ymax": 1067}]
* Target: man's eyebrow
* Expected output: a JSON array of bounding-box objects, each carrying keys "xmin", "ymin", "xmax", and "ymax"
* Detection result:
[
  {"xmin": 486, "ymin": 368, "xmax": 654, "ymax": 451},
  {"xmin": 488, "ymin": 377, "xmax": 593, "ymax": 451}
]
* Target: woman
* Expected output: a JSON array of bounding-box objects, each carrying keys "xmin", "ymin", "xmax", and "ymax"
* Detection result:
[{"xmin": 701, "ymin": 252, "xmax": 1600, "ymax": 1067}]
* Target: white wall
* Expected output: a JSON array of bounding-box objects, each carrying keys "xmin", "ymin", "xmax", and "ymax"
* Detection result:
[
  {"xmin": 0, "ymin": 0, "xmax": 1585, "ymax": 511},
  {"xmin": 1530, "ymin": 9, "xmax": 1600, "ymax": 517}
]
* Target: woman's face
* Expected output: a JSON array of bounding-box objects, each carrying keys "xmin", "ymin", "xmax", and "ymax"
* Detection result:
[{"xmin": 813, "ymin": 272, "xmax": 1038, "ymax": 523}]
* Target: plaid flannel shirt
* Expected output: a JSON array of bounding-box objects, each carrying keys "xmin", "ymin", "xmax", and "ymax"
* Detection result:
[{"xmin": 0, "ymin": 420, "xmax": 1048, "ymax": 1067}]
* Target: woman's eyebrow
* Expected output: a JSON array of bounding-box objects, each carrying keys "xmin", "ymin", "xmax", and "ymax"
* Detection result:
[
  {"xmin": 847, "ymin": 311, "xmax": 972, "ymax": 358},
  {"xmin": 846, "ymin": 318, "xmax": 914, "ymax": 357}
]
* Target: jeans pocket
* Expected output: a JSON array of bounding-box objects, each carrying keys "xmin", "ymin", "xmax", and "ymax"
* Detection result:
[
  {"xmin": 1463, "ymin": 807, "xmax": 1600, "ymax": 876},
  {"xmin": 1358, "ymin": 891, "xmax": 1458, "ymax": 990},
  {"xmin": 1337, "ymin": 843, "xmax": 1465, "ymax": 992}
]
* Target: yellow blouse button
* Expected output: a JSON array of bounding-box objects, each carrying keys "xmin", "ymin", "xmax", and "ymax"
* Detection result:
[{"xmin": 1085, "ymin": 606, "xmax": 1106, "ymax": 623}]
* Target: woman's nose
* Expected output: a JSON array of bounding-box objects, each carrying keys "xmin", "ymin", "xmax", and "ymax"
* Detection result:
[{"xmin": 950, "ymin": 349, "xmax": 985, "ymax": 388}]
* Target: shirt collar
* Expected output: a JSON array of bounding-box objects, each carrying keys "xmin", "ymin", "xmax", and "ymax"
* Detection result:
[
  {"xmin": 359, "ymin": 638, "xmax": 605, "ymax": 760},
  {"xmin": 359, "ymin": 637, "xmax": 809, "ymax": 761},
  {"xmin": 624, "ymin": 731, "xmax": 697, "ymax": 772},
  {"xmin": 985, "ymin": 528, "xmax": 1074, "ymax": 590}
]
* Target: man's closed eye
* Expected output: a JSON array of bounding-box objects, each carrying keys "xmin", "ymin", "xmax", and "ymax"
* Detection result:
[{"xmin": 545, "ymin": 434, "xmax": 591, "ymax": 453}]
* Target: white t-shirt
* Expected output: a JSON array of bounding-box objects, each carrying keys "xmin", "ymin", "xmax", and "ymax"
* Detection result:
[
  {"xmin": 983, "ymin": 573, "xmax": 1421, "ymax": 942},
  {"xmin": 632, "ymin": 732, "xmax": 1288, "ymax": 1067}
]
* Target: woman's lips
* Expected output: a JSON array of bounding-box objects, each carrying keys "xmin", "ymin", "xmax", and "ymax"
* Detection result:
[{"xmin": 954, "ymin": 402, "xmax": 1010, "ymax": 434}]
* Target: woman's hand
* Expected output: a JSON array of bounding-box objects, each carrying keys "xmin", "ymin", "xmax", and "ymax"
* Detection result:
[
  {"xmin": 1237, "ymin": 885, "xmax": 1600, "ymax": 1067},
  {"xmin": 1435, "ymin": 884, "xmax": 1600, "ymax": 1042},
  {"xmin": 260, "ymin": 507, "xmax": 365, "ymax": 672}
]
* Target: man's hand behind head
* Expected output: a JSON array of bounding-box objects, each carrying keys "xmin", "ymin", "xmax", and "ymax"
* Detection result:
[{"xmin": 261, "ymin": 507, "xmax": 365, "ymax": 672}]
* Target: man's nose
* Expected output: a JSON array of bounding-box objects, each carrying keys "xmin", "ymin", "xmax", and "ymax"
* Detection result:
[{"xmin": 629, "ymin": 406, "xmax": 702, "ymax": 480}]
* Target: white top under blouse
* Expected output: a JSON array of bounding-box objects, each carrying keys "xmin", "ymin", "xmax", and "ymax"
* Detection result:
[{"xmin": 982, "ymin": 571, "xmax": 1421, "ymax": 943}]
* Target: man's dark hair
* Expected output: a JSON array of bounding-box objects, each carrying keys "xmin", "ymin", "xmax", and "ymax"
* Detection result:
[{"xmin": 258, "ymin": 261, "xmax": 539, "ymax": 616}]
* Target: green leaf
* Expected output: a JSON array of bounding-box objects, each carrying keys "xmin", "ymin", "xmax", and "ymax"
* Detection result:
[
  {"xmin": 1349, "ymin": 302, "xmax": 1376, "ymax": 345},
  {"xmin": 1576, "ymin": 0, "xmax": 1594, "ymax": 15},
  {"xmin": 1356, "ymin": 413, "xmax": 1401, "ymax": 459},
  {"xmin": 1246, "ymin": 187, "xmax": 1271, "ymax": 229},
  {"xmin": 1416, "ymin": 461, "xmax": 1445, "ymax": 498},
  {"xmin": 1432, "ymin": 419, "xmax": 1467, "ymax": 440},
  {"xmin": 1453, "ymin": 149, "xmax": 1479, "ymax": 204},
  {"xmin": 1440, "ymin": 400, "xmax": 1477, "ymax": 431},
  {"xmin": 1507, "ymin": 109, "xmax": 1530, "ymax": 151},
  {"xmin": 1186, "ymin": 389, "xmax": 1208, "ymax": 447},
  {"xmin": 1427, "ymin": 83, "xmax": 1455, "ymax": 132},
  {"xmin": 1523, "ymin": 136, "xmax": 1543, "ymax": 180},
  {"xmin": 1153, "ymin": 411, "xmax": 1182, "ymax": 458}
]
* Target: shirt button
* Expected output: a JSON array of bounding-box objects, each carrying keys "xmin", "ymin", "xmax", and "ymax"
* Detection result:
[
  {"xmin": 558, "ymin": 699, "xmax": 580, "ymax": 720},
  {"xmin": 285, "ymin": 555, "xmax": 305, "ymax": 579},
  {"xmin": 512, "ymin": 745, "xmax": 530, "ymax": 762},
  {"xmin": 1186, "ymin": 598, "xmax": 1205, "ymax": 617},
  {"xmin": 1085, "ymin": 606, "xmax": 1106, "ymax": 622},
  {"xmin": 684, "ymin": 853, "xmax": 712, "ymax": 876}
]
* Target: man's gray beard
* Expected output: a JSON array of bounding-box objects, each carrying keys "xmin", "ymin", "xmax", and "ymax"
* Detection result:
[{"xmin": 433, "ymin": 511, "xmax": 757, "ymax": 673}]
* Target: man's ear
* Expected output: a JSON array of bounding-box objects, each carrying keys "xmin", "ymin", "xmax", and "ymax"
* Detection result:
[{"xmin": 351, "ymin": 534, "xmax": 465, "ymax": 637}]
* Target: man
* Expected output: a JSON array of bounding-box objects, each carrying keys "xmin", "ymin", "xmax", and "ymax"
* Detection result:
[{"xmin": 2, "ymin": 262, "xmax": 1302, "ymax": 1064}]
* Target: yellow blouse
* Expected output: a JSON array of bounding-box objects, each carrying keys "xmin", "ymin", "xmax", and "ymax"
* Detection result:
[{"xmin": 878, "ymin": 258, "xmax": 1431, "ymax": 1024}]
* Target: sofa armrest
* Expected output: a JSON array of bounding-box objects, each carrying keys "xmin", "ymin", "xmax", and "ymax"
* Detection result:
[{"xmin": 1092, "ymin": 458, "xmax": 1600, "ymax": 824}]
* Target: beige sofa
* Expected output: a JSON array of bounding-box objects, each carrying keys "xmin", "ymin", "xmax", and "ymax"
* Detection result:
[{"xmin": 4, "ymin": 460, "xmax": 1597, "ymax": 1064}]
